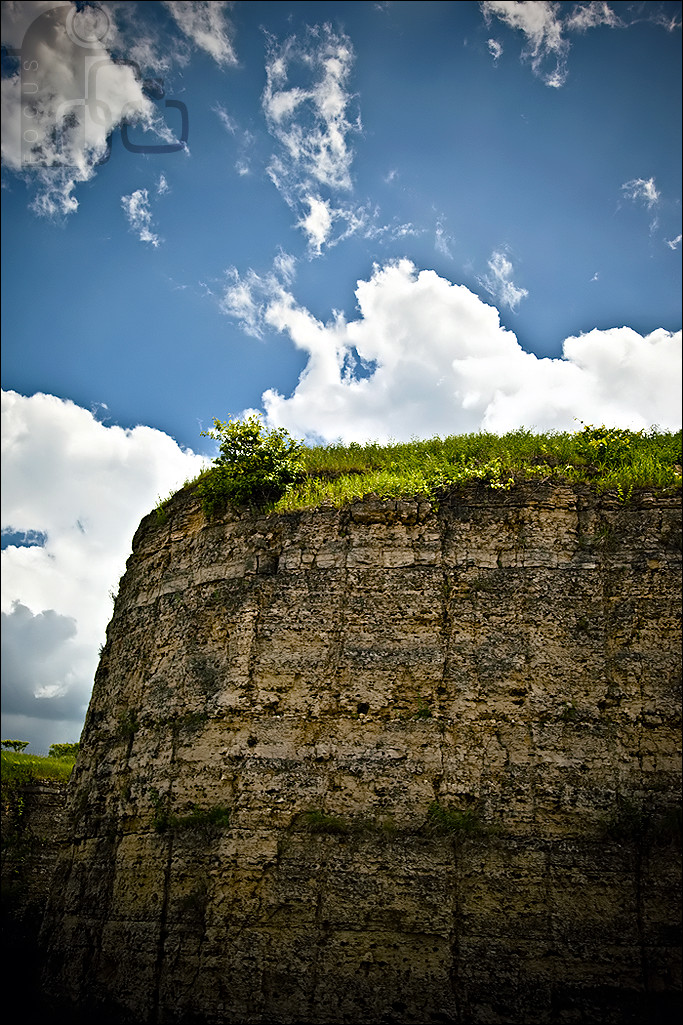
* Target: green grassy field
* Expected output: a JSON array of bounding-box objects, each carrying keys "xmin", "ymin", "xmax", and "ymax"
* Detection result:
[
  {"xmin": 186, "ymin": 424, "xmax": 681, "ymax": 517},
  {"xmin": 274, "ymin": 426, "xmax": 682, "ymax": 511},
  {"xmin": 1, "ymin": 750, "xmax": 76, "ymax": 789}
]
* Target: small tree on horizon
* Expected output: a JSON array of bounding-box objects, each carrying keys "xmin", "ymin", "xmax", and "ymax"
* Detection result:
[
  {"xmin": 48, "ymin": 743, "xmax": 80, "ymax": 759},
  {"xmin": 2, "ymin": 740, "xmax": 29, "ymax": 752}
]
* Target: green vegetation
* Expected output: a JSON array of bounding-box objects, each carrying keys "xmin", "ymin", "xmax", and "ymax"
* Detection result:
[
  {"xmin": 48, "ymin": 742, "xmax": 79, "ymax": 759},
  {"xmin": 149, "ymin": 790, "xmax": 231, "ymax": 834},
  {"xmin": 116, "ymin": 709, "xmax": 138, "ymax": 740},
  {"xmin": 197, "ymin": 414, "xmax": 306, "ymax": 515},
  {"xmin": 298, "ymin": 809, "xmax": 351, "ymax": 835},
  {"xmin": 193, "ymin": 421, "xmax": 681, "ymax": 515},
  {"xmin": 416, "ymin": 698, "xmax": 433, "ymax": 720},
  {"xmin": 1, "ymin": 748, "xmax": 77, "ymax": 789},
  {"xmin": 425, "ymin": 801, "xmax": 484, "ymax": 836},
  {"xmin": 2, "ymin": 740, "xmax": 29, "ymax": 752}
]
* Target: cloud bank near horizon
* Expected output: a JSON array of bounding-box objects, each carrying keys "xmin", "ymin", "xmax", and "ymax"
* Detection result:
[{"xmin": 1, "ymin": 390, "xmax": 207, "ymax": 751}]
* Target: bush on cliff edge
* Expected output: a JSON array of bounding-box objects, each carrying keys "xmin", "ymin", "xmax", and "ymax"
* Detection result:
[{"xmin": 197, "ymin": 414, "xmax": 305, "ymax": 515}]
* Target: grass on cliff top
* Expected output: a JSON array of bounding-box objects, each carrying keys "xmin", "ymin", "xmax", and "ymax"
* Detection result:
[
  {"xmin": 1, "ymin": 750, "xmax": 76, "ymax": 789},
  {"xmin": 190, "ymin": 425, "xmax": 681, "ymax": 516}
]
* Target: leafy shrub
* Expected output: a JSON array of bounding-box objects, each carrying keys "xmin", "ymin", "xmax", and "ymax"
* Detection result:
[
  {"xmin": 198, "ymin": 414, "xmax": 305, "ymax": 514},
  {"xmin": 575, "ymin": 424, "xmax": 639, "ymax": 465}
]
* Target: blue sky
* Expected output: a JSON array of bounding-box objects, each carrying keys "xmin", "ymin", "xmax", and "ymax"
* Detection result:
[{"xmin": 1, "ymin": 0, "xmax": 681, "ymax": 752}]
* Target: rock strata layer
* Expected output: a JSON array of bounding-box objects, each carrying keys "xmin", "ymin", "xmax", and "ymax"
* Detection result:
[{"xmin": 41, "ymin": 484, "xmax": 682, "ymax": 1023}]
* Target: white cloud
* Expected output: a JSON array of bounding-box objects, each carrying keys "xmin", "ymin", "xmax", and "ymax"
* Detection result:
[
  {"xmin": 162, "ymin": 1, "xmax": 237, "ymax": 67},
  {"xmin": 621, "ymin": 176, "xmax": 660, "ymax": 209},
  {"xmin": 1, "ymin": 1, "xmax": 158, "ymax": 216},
  {"xmin": 480, "ymin": 1, "xmax": 676, "ymax": 87},
  {"xmin": 565, "ymin": 2, "xmax": 620, "ymax": 32},
  {"xmin": 487, "ymin": 38, "xmax": 504, "ymax": 62},
  {"xmin": 299, "ymin": 195, "xmax": 333, "ymax": 253},
  {"xmin": 262, "ymin": 24, "xmax": 362, "ymax": 251},
  {"xmin": 213, "ymin": 102, "xmax": 237, "ymax": 134},
  {"xmin": 273, "ymin": 250, "xmax": 297, "ymax": 285},
  {"xmin": 221, "ymin": 259, "xmax": 681, "ymax": 443},
  {"xmin": 220, "ymin": 268, "xmax": 271, "ymax": 338},
  {"xmin": 1, "ymin": 390, "xmax": 207, "ymax": 751},
  {"xmin": 435, "ymin": 219, "xmax": 455, "ymax": 259},
  {"xmin": 666, "ymin": 234, "xmax": 682, "ymax": 250},
  {"xmin": 219, "ymin": 254, "xmax": 296, "ymax": 338},
  {"xmin": 478, "ymin": 250, "xmax": 528, "ymax": 311},
  {"xmin": 481, "ymin": 1, "xmax": 569, "ymax": 87},
  {"xmin": 156, "ymin": 173, "xmax": 170, "ymax": 195},
  {"xmin": 121, "ymin": 188, "xmax": 161, "ymax": 246}
]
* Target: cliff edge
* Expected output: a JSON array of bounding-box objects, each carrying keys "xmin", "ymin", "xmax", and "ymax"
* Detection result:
[{"xmin": 40, "ymin": 484, "xmax": 682, "ymax": 1023}]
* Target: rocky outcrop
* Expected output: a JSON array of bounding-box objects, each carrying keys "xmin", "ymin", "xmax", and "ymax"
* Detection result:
[{"xmin": 41, "ymin": 484, "xmax": 682, "ymax": 1023}]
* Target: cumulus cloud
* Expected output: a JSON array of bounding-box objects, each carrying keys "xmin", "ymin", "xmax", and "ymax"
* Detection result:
[
  {"xmin": 478, "ymin": 250, "xmax": 528, "ymax": 311},
  {"xmin": 1, "ymin": 390, "xmax": 207, "ymax": 751},
  {"xmin": 221, "ymin": 259, "xmax": 681, "ymax": 443},
  {"xmin": 121, "ymin": 188, "xmax": 161, "ymax": 246},
  {"xmin": 162, "ymin": 1, "xmax": 237, "ymax": 67},
  {"xmin": 1, "ymin": 1, "xmax": 159, "ymax": 216},
  {"xmin": 621, "ymin": 176, "xmax": 660, "ymax": 209},
  {"xmin": 262, "ymin": 24, "xmax": 363, "ymax": 251}
]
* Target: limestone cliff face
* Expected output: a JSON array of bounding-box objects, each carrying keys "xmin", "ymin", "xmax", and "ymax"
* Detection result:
[{"xmin": 41, "ymin": 485, "xmax": 681, "ymax": 1024}]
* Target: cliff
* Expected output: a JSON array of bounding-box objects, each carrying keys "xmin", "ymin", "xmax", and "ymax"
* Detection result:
[
  {"xmin": 40, "ymin": 483, "xmax": 682, "ymax": 1023},
  {"xmin": 1, "ymin": 780, "xmax": 70, "ymax": 1020}
]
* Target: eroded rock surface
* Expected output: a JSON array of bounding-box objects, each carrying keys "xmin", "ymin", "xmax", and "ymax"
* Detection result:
[{"xmin": 41, "ymin": 485, "xmax": 682, "ymax": 1023}]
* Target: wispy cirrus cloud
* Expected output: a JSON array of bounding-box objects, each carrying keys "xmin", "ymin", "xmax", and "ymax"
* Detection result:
[
  {"xmin": 478, "ymin": 250, "xmax": 528, "ymax": 311},
  {"xmin": 481, "ymin": 0, "xmax": 570, "ymax": 87},
  {"xmin": 262, "ymin": 23, "xmax": 363, "ymax": 252},
  {"xmin": 480, "ymin": 1, "xmax": 678, "ymax": 87},
  {"xmin": 162, "ymin": 1, "xmax": 237, "ymax": 67},
  {"xmin": 621, "ymin": 176, "xmax": 660, "ymax": 209},
  {"xmin": 121, "ymin": 188, "xmax": 161, "ymax": 246},
  {"xmin": 564, "ymin": 1, "xmax": 621, "ymax": 33},
  {"xmin": 213, "ymin": 102, "xmax": 238, "ymax": 134},
  {"xmin": 487, "ymin": 38, "xmax": 504, "ymax": 62},
  {"xmin": 435, "ymin": 219, "xmax": 456, "ymax": 259}
]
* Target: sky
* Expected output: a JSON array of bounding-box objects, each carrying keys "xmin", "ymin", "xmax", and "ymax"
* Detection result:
[{"xmin": 1, "ymin": 0, "xmax": 681, "ymax": 753}]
